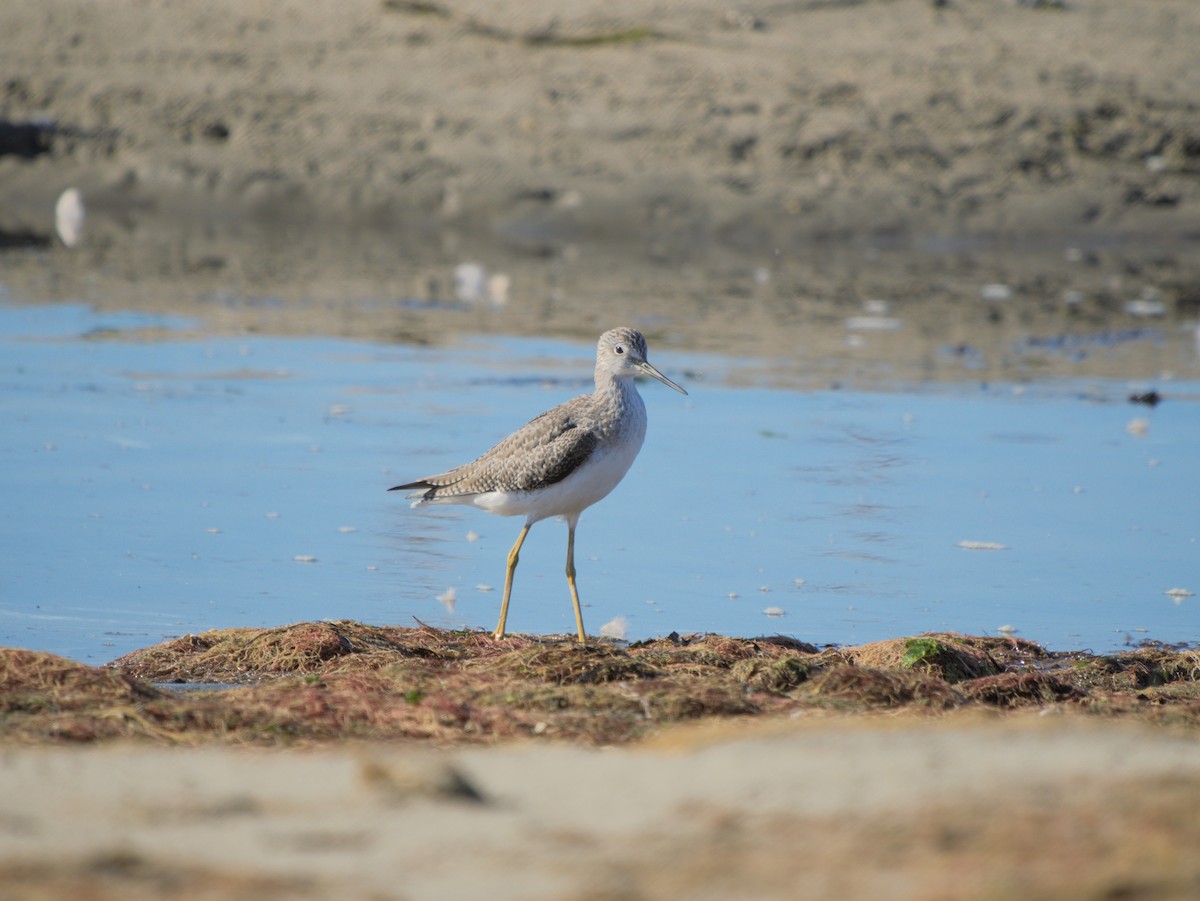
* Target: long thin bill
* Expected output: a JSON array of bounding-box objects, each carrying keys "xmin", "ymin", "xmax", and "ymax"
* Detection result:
[{"xmin": 638, "ymin": 360, "xmax": 688, "ymax": 395}]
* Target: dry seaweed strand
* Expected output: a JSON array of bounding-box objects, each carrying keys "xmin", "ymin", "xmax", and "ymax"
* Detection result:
[{"xmin": 1, "ymin": 624, "xmax": 1198, "ymax": 746}]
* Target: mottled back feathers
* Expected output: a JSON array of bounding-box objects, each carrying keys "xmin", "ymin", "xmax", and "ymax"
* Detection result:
[{"xmin": 395, "ymin": 400, "xmax": 600, "ymax": 499}]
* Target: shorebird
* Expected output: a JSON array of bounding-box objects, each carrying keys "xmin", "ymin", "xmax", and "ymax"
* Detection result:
[{"xmin": 392, "ymin": 327, "xmax": 687, "ymax": 643}]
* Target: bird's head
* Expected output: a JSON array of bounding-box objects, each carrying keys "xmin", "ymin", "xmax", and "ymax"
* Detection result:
[{"xmin": 596, "ymin": 327, "xmax": 687, "ymax": 395}]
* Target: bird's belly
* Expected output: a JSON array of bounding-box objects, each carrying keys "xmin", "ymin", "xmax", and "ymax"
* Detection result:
[{"xmin": 475, "ymin": 437, "xmax": 643, "ymax": 522}]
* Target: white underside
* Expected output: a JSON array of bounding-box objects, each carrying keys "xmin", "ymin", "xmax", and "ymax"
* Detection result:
[{"xmin": 415, "ymin": 432, "xmax": 645, "ymax": 524}]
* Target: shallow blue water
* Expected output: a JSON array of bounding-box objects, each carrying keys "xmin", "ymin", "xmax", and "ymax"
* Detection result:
[{"xmin": 1, "ymin": 303, "xmax": 1196, "ymax": 663}]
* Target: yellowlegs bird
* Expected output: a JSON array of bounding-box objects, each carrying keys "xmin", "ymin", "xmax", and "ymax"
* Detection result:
[{"xmin": 391, "ymin": 327, "xmax": 687, "ymax": 643}]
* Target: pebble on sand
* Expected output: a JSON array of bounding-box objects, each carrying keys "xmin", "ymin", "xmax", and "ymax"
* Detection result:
[{"xmin": 55, "ymin": 187, "xmax": 86, "ymax": 247}]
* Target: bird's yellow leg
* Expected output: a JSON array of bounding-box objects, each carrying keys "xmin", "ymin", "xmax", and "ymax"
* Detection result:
[
  {"xmin": 565, "ymin": 521, "xmax": 586, "ymax": 643},
  {"xmin": 493, "ymin": 523, "xmax": 530, "ymax": 640}
]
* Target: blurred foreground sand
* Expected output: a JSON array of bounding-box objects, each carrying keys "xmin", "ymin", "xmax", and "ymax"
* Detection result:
[{"xmin": 3, "ymin": 716, "xmax": 1200, "ymax": 899}]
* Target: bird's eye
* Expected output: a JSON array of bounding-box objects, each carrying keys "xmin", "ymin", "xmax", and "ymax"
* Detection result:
[{"xmin": 614, "ymin": 345, "xmax": 625, "ymax": 355}]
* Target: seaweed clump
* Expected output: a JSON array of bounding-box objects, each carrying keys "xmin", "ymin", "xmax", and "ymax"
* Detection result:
[{"xmin": 0, "ymin": 626, "xmax": 1197, "ymax": 746}]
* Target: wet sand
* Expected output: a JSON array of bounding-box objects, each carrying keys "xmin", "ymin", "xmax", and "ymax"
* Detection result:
[
  {"xmin": 5, "ymin": 0, "xmax": 1198, "ymax": 242},
  {"xmin": 2, "ymin": 0, "xmax": 1199, "ymax": 383}
]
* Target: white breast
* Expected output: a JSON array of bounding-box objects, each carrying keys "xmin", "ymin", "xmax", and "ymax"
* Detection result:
[{"xmin": 475, "ymin": 382, "xmax": 648, "ymax": 523}]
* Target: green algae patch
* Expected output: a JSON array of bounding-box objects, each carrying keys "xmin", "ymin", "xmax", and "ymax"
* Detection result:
[{"xmin": 850, "ymin": 633, "xmax": 1007, "ymax": 683}]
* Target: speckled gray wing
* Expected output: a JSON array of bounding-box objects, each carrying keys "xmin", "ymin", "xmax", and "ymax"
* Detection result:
[{"xmin": 392, "ymin": 401, "xmax": 599, "ymax": 500}]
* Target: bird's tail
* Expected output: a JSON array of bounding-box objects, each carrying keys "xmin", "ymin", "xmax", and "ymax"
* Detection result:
[{"xmin": 389, "ymin": 479, "xmax": 454, "ymax": 507}]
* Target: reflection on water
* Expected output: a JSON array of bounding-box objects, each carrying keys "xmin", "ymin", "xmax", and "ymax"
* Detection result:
[
  {"xmin": 1, "ymin": 303, "xmax": 1196, "ymax": 663},
  {"xmin": 3, "ymin": 209, "xmax": 1199, "ymax": 389}
]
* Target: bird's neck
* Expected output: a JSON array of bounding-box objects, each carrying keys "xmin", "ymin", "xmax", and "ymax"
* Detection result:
[{"xmin": 591, "ymin": 374, "xmax": 645, "ymax": 440}]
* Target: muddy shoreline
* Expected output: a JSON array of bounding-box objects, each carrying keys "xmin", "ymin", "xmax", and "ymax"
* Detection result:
[{"xmin": 3, "ymin": 0, "xmax": 1200, "ymax": 384}]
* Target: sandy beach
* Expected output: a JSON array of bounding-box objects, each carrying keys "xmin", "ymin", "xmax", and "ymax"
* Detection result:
[
  {"xmin": 3, "ymin": 717, "xmax": 1199, "ymax": 899},
  {"xmin": 3, "ymin": 1, "xmax": 1200, "ymax": 897}
]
